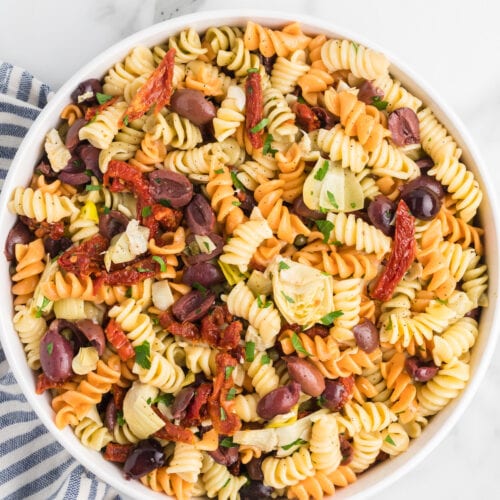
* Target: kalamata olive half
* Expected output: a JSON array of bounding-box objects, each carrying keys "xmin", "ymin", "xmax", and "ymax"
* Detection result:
[
  {"xmin": 257, "ymin": 382, "xmax": 301, "ymax": 420},
  {"xmin": 415, "ymin": 157, "xmax": 434, "ymax": 175},
  {"xmin": 400, "ymin": 175, "xmax": 445, "ymax": 201},
  {"xmin": 44, "ymin": 236, "xmax": 73, "ymax": 259},
  {"xmin": 311, "ymin": 106, "xmax": 338, "ymax": 129},
  {"xmin": 39, "ymin": 327, "xmax": 74, "ymax": 382},
  {"xmin": 292, "ymin": 195, "xmax": 326, "ymax": 220},
  {"xmin": 339, "ymin": 434, "xmax": 354, "ymax": 465},
  {"xmin": 357, "ymin": 80, "xmax": 384, "ymax": 105},
  {"xmin": 65, "ymin": 118, "xmax": 87, "ymax": 150},
  {"xmin": 58, "ymin": 157, "xmax": 89, "ymax": 186},
  {"xmin": 104, "ymin": 399, "xmax": 117, "ymax": 432},
  {"xmin": 170, "ymin": 89, "xmax": 216, "ymax": 126},
  {"xmin": 402, "ymin": 187, "xmax": 441, "ymax": 221},
  {"xmin": 148, "ymin": 170, "xmax": 193, "ymax": 208},
  {"xmin": 388, "ymin": 107, "xmax": 420, "ymax": 146},
  {"xmin": 367, "ymin": 195, "xmax": 396, "ymax": 236},
  {"xmin": 171, "ymin": 386, "xmax": 196, "ymax": 420},
  {"xmin": 182, "ymin": 262, "xmax": 224, "ymax": 288},
  {"xmin": 405, "ymin": 357, "xmax": 439, "ymax": 382},
  {"xmin": 185, "ymin": 233, "xmax": 224, "ymax": 265},
  {"xmin": 185, "ymin": 194, "xmax": 215, "ymax": 235},
  {"xmin": 245, "ymin": 456, "xmax": 264, "ymax": 481},
  {"xmin": 352, "ymin": 318, "xmax": 379, "ymax": 353},
  {"xmin": 320, "ymin": 376, "xmax": 354, "ymax": 411},
  {"xmin": 240, "ymin": 481, "xmax": 274, "ymax": 500},
  {"xmin": 77, "ymin": 144, "xmax": 102, "ymax": 181},
  {"xmin": 208, "ymin": 442, "xmax": 239, "ymax": 466},
  {"xmin": 171, "ymin": 290, "xmax": 216, "ymax": 322},
  {"xmin": 70, "ymin": 78, "xmax": 102, "ymax": 104},
  {"xmin": 75, "ymin": 319, "xmax": 106, "ymax": 355},
  {"xmin": 5, "ymin": 220, "xmax": 33, "ymax": 261},
  {"xmin": 286, "ymin": 357, "xmax": 325, "ymax": 397},
  {"xmin": 99, "ymin": 210, "xmax": 129, "ymax": 240},
  {"xmin": 123, "ymin": 439, "xmax": 165, "ymax": 479}
]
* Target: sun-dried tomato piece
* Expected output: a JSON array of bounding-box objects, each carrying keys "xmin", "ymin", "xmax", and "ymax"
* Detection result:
[
  {"xmin": 152, "ymin": 204, "xmax": 183, "ymax": 231},
  {"xmin": 245, "ymin": 72, "xmax": 264, "ymax": 149},
  {"xmin": 122, "ymin": 48, "xmax": 176, "ymax": 124},
  {"xmin": 20, "ymin": 217, "xmax": 64, "ymax": 240},
  {"xmin": 58, "ymin": 233, "xmax": 108, "ymax": 276},
  {"xmin": 112, "ymin": 384, "xmax": 127, "ymax": 411},
  {"xmin": 103, "ymin": 442, "xmax": 134, "ymax": 463},
  {"xmin": 85, "ymin": 96, "xmax": 119, "ymax": 122},
  {"xmin": 208, "ymin": 353, "xmax": 241, "ymax": 435},
  {"xmin": 151, "ymin": 408, "xmax": 195, "ymax": 444},
  {"xmin": 168, "ymin": 321, "xmax": 200, "ymax": 342},
  {"xmin": 35, "ymin": 373, "xmax": 66, "ymax": 394},
  {"xmin": 371, "ymin": 199, "xmax": 416, "ymax": 301},
  {"xmin": 291, "ymin": 102, "xmax": 321, "ymax": 132},
  {"xmin": 105, "ymin": 319, "xmax": 134, "ymax": 361},
  {"xmin": 103, "ymin": 255, "xmax": 165, "ymax": 286},
  {"xmin": 104, "ymin": 160, "xmax": 153, "ymax": 204},
  {"xmin": 182, "ymin": 382, "xmax": 212, "ymax": 427}
]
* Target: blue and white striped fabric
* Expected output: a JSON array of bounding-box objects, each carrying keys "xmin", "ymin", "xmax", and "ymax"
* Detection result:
[{"xmin": 0, "ymin": 62, "xmax": 120, "ymax": 500}]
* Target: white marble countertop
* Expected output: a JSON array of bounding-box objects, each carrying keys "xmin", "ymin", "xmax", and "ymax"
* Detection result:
[{"xmin": 1, "ymin": 0, "xmax": 499, "ymax": 499}]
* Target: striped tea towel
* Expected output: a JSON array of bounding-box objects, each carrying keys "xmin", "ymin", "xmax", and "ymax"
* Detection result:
[{"xmin": 0, "ymin": 62, "xmax": 120, "ymax": 500}]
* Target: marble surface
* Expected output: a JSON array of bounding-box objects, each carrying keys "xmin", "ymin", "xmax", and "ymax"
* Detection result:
[{"xmin": 1, "ymin": 0, "xmax": 500, "ymax": 498}]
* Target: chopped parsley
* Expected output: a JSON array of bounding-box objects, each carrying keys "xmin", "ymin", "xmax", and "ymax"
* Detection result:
[
  {"xmin": 85, "ymin": 184, "xmax": 101, "ymax": 191},
  {"xmin": 384, "ymin": 434, "xmax": 396, "ymax": 446},
  {"xmin": 315, "ymin": 219, "xmax": 334, "ymax": 243},
  {"xmin": 230, "ymin": 171, "xmax": 246, "ymax": 191},
  {"xmin": 320, "ymin": 310, "xmax": 344, "ymax": 326},
  {"xmin": 247, "ymin": 67, "xmax": 259, "ymax": 74},
  {"xmin": 314, "ymin": 160, "xmax": 329, "ymax": 181},
  {"xmin": 46, "ymin": 342, "xmax": 54, "ymax": 355},
  {"xmin": 250, "ymin": 117, "xmax": 269, "ymax": 133},
  {"xmin": 220, "ymin": 437, "xmax": 237, "ymax": 447},
  {"xmin": 125, "ymin": 286, "xmax": 133, "ymax": 298},
  {"xmin": 35, "ymin": 296, "xmax": 51, "ymax": 318},
  {"xmin": 159, "ymin": 199, "xmax": 171, "ymax": 207},
  {"xmin": 263, "ymin": 133, "xmax": 277, "ymax": 156},
  {"xmin": 222, "ymin": 478, "xmax": 231, "ymax": 488},
  {"xmin": 123, "ymin": 115, "xmax": 129, "ymax": 126},
  {"xmin": 137, "ymin": 267, "xmax": 151, "ymax": 273},
  {"xmin": 372, "ymin": 96, "xmax": 388, "ymax": 110},
  {"xmin": 350, "ymin": 202, "xmax": 357, "ymax": 209},
  {"xmin": 278, "ymin": 261, "xmax": 290, "ymax": 271},
  {"xmin": 141, "ymin": 205, "xmax": 152, "ymax": 217},
  {"xmin": 134, "ymin": 341, "xmax": 151, "ymax": 369},
  {"xmin": 435, "ymin": 298, "xmax": 448, "ymax": 305},
  {"xmin": 215, "ymin": 168, "xmax": 225, "ymax": 174},
  {"xmin": 260, "ymin": 354, "xmax": 271, "ymax": 365},
  {"xmin": 226, "ymin": 388, "xmax": 237, "ymax": 401},
  {"xmin": 192, "ymin": 282, "xmax": 207, "ymax": 294},
  {"xmin": 147, "ymin": 393, "xmax": 174, "ymax": 406},
  {"xmin": 103, "ymin": 206, "xmax": 111, "ymax": 215},
  {"xmin": 291, "ymin": 332, "xmax": 312, "ymax": 356},
  {"xmin": 152, "ymin": 256, "xmax": 166, "ymax": 273},
  {"xmin": 95, "ymin": 92, "xmax": 113, "ymax": 105},
  {"xmin": 281, "ymin": 291, "xmax": 295, "ymax": 303},
  {"xmin": 220, "ymin": 407, "xmax": 227, "ymax": 421},
  {"xmin": 281, "ymin": 438, "xmax": 308, "ymax": 450},
  {"xmin": 232, "ymin": 200, "xmax": 241, "ymax": 206},
  {"xmin": 116, "ymin": 410, "xmax": 126, "ymax": 426},
  {"xmin": 351, "ymin": 41, "xmax": 359, "ymax": 53},
  {"xmin": 326, "ymin": 190, "xmax": 339, "ymax": 209},
  {"xmin": 297, "ymin": 95, "xmax": 306, "ymax": 104},
  {"xmin": 256, "ymin": 295, "xmax": 272, "ymax": 308},
  {"xmin": 225, "ymin": 366, "xmax": 234, "ymax": 380},
  {"xmin": 245, "ymin": 341, "xmax": 255, "ymax": 362}
]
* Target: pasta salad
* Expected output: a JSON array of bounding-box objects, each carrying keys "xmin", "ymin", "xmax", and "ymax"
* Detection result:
[{"xmin": 5, "ymin": 20, "xmax": 488, "ymax": 500}]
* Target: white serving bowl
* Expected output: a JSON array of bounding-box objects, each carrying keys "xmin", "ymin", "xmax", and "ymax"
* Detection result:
[{"xmin": 0, "ymin": 10, "xmax": 498, "ymax": 500}]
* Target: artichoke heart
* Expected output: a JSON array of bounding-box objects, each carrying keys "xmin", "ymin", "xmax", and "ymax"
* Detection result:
[{"xmin": 271, "ymin": 257, "xmax": 334, "ymax": 326}]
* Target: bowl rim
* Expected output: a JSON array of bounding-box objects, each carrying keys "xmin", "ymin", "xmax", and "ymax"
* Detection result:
[{"xmin": 1, "ymin": 8, "xmax": 498, "ymax": 500}]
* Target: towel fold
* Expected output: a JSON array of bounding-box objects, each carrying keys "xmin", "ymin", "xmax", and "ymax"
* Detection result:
[{"xmin": 0, "ymin": 62, "xmax": 119, "ymax": 500}]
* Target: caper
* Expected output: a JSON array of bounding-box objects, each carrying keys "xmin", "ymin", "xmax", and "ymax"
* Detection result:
[{"xmin": 293, "ymin": 234, "xmax": 308, "ymax": 248}]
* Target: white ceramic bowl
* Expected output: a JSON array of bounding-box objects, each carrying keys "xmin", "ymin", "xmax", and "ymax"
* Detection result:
[{"xmin": 1, "ymin": 10, "xmax": 498, "ymax": 500}]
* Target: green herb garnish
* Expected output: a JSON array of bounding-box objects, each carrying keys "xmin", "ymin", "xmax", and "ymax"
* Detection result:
[
  {"xmin": 260, "ymin": 354, "xmax": 270, "ymax": 365},
  {"xmin": 159, "ymin": 199, "xmax": 171, "ymax": 207},
  {"xmin": 151, "ymin": 256, "xmax": 166, "ymax": 273},
  {"xmin": 230, "ymin": 171, "xmax": 246, "ymax": 191},
  {"xmin": 327, "ymin": 190, "xmax": 339, "ymax": 209},
  {"xmin": 250, "ymin": 118, "xmax": 269, "ymax": 133},
  {"xmin": 35, "ymin": 296, "xmax": 51, "ymax": 318},
  {"xmin": 281, "ymin": 291, "xmax": 295, "ymax": 303},
  {"xmin": 85, "ymin": 184, "xmax": 101, "ymax": 191},
  {"xmin": 134, "ymin": 341, "xmax": 151, "ymax": 369},
  {"xmin": 247, "ymin": 67, "xmax": 259, "ymax": 74},
  {"xmin": 291, "ymin": 332, "xmax": 312, "ymax": 356},
  {"xmin": 281, "ymin": 438, "xmax": 308, "ymax": 450},
  {"xmin": 263, "ymin": 133, "xmax": 277, "ymax": 156},
  {"xmin": 320, "ymin": 310, "xmax": 344, "ymax": 326},
  {"xmin": 225, "ymin": 366, "xmax": 234, "ymax": 380},
  {"xmin": 384, "ymin": 434, "xmax": 396, "ymax": 446},
  {"xmin": 278, "ymin": 261, "xmax": 290, "ymax": 271},
  {"xmin": 220, "ymin": 407, "xmax": 227, "ymax": 421},
  {"xmin": 46, "ymin": 342, "xmax": 53, "ymax": 355},
  {"xmin": 372, "ymin": 96, "xmax": 388, "ymax": 110},
  {"xmin": 314, "ymin": 160, "xmax": 330, "ymax": 181},
  {"xmin": 226, "ymin": 388, "xmax": 237, "ymax": 401},
  {"xmin": 116, "ymin": 410, "xmax": 125, "ymax": 426},
  {"xmin": 245, "ymin": 341, "xmax": 255, "ymax": 362},
  {"xmin": 192, "ymin": 282, "xmax": 207, "ymax": 294},
  {"xmin": 315, "ymin": 219, "xmax": 334, "ymax": 243},
  {"xmin": 220, "ymin": 437, "xmax": 237, "ymax": 447},
  {"xmin": 95, "ymin": 92, "xmax": 113, "ymax": 105},
  {"xmin": 141, "ymin": 205, "xmax": 152, "ymax": 217}
]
